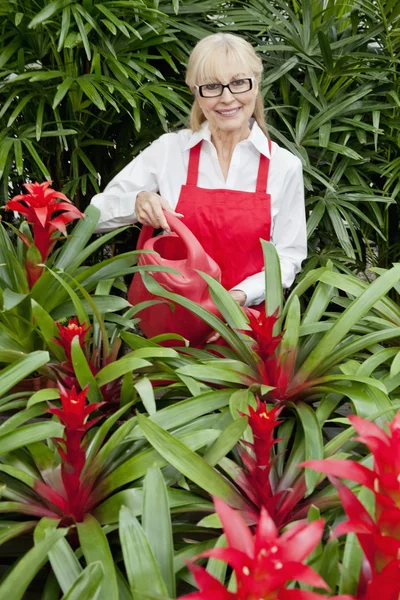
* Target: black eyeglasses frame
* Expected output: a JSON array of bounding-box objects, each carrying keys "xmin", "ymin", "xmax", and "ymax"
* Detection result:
[{"xmin": 195, "ymin": 77, "xmax": 254, "ymax": 98}]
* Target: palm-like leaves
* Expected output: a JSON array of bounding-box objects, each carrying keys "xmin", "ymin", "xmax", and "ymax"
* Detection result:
[{"xmin": 0, "ymin": 0, "xmax": 211, "ymax": 204}]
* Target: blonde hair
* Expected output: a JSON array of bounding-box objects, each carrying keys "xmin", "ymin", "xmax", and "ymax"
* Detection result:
[{"xmin": 185, "ymin": 33, "xmax": 267, "ymax": 135}]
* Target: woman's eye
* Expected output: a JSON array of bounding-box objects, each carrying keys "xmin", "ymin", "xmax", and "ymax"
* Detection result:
[
  {"xmin": 204, "ymin": 83, "xmax": 220, "ymax": 90},
  {"xmin": 232, "ymin": 79, "xmax": 245, "ymax": 86}
]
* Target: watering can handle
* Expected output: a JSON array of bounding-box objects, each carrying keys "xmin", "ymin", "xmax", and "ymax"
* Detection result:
[{"xmin": 136, "ymin": 211, "xmax": 205, "ymax": 266}]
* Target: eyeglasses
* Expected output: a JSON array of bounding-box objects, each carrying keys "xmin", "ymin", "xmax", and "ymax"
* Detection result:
[{"xmin": 195, "ymin": 77, "xmax": 254, "ymax": 98}]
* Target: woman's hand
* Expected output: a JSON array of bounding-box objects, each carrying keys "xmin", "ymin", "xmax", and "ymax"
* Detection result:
[
  {"xmin": 136, "ymin": 191, "xmax": 183, "ymax": 232},
  {"xmin": 229, "ymin": 289, "xmax": 247, "ymax": 306},
  {"xmin": 205, "ymin": 289, "xmax": 247, "ymax": 343}
]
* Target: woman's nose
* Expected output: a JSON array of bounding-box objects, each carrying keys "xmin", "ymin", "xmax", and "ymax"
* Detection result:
[{"xmin": 220, "ymin": 86, "xmax": 235, "ymax": 102}]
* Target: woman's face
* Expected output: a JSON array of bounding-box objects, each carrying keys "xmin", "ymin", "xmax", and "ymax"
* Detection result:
[{"xmin": 196, "ymin": 67, "xmax": 258, "ymax": 135}]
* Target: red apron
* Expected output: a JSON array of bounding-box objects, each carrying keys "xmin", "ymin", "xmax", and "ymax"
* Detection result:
[{"xmin": 176, "ymin": 139, "xmax": 272, "ymax": 296}]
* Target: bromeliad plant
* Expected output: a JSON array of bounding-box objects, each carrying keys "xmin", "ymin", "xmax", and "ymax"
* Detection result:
[
  {"xmin": 139, "ymin": 241, "xmax": 400, "ymax": 415},
  {"xmin": 180, "ymin": 497, "xmax": 354, "ymax": 600},
  {"xmin": 0, "ymin": 199, "xmax": 147, "ymax": 361},
  {"xmin": 5, "ymin": 181, "xmax": 83, "ymax": 287},
  {"xmin": 304, "ymin": 413, "xmax": 400, "ymax": 600}
]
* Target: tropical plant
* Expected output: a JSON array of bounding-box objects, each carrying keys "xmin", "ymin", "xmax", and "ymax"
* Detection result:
[
  {"xmin": 304, "ymin": 412, "xmax": 400, "ymax": 600},
  {"xmin": 215, "ymin": 0, "xmax": 400, "ymax": 270},
  {"xmin": 180, "ymin": 497, "xmax": 354, "ymax": 600},
  {"xmin": 0, "ymin": 0, "xmax": 213, "ymax": 206},
  {"xmin": 4, "ymin": 180, "xmax": 83, "ymax": 287},
  {"xmin": 0, "ymin": 200, "xmax": 143, "ymax": 363}
]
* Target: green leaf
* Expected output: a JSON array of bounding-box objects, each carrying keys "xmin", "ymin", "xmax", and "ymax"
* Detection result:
[
  {"xmin": 22, "ymin": 139, "xmax": 51, "ymax": 179},
  {"xmin": 0, "ymin": 36, "xmax": 20, "ymax": 69},
  {"xmin": 29, "ymin": 1, "xmax": 68, "ymax": 28},
  {"xmin": 0, "ymin": 139, "xmax": 13, "ymax": 180},
  {"xmin": 137, "ymin": 414, "xmax": 249, "ymax": 510},
  {"xmin": 143, "ymin": 468, "xmax": 175, "ymax": 597},
  {"xmin": 94, "ymin": 488, "xmax": 211, "ymax": 525},
  {"xmin": 119, "ymin": 506, "xmax": 168, "ymax": 599},
  {"xmin": 0, "ymin": 528, "xmax": 66, "ymax": 600},
  {"xmin": 71, "ymin": 336, "xmax": 102, "ymax": 403},
  {"xmin": 72, "ymin": 8, "xmax": 92, "ymax": 61},
  {"xmin": 261, "ymin": 240, "xmax": 283, "ymax": 334},
  {"xmin": 206, "ymin": 535, "xmax": 227, "ymax": 582},
  {"xmin": 53, "ymin": 77, "xmax": 74, "ymax": 109},
  {"xmin": 0, "ymin": 350, "xmax": 49, "ymax": 396},
  {"xmin": 35, "ymin": 520, "xmax": 82, "ymax": 595},
  {"xmin": 291, "ymin": 401, "xmax": 323, "ymax": 495},
  {"xmin": 129, "ymin": 389, "xmax": 232, "ymax": 438},
  {"xmin": 77, "ymin": 78, "xmax": 105, "ymax": 109},
  {"xmin": 85, "ymin": 402, "xmax": 133, "ymax": 465},
  {"xmin": 199, "ymin": 271, "xmax": 249, "ymax": 330},
  {"xmin": 0, "ymin": 521, "xmax": 36, "ymax": 548},
  {"xmin": 293, "ymin": 264, "xmax": 400, "ymax": 385},
  {"xmin": 203, "ymin": 416, "xmax": 248, "ymax": 466},
  {"xmin": 96, "ymin": 429, "xmax": 219, "ymax": 500},
  {"xmin": 95, "ymin": 357, "xmax": 151, "ymax": 388},
  {"xmin": 77, "ymin": 515, "xmax": 118, "ymax": 600},
  {"xmin": 0, "ymin": 422, "xmax": 63, "ymax": 454},
  {"xmin": 62, "ymin": 563, "xmax": 104, "ymax": 600},
  {"xmin": 134, "ymin": 377, "xmax": 156, "ymax": 415}
]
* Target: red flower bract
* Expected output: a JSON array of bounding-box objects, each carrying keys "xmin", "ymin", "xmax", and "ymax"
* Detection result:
[
  {"xmin": 6, "ymin": 181, "xmax": 83, "ymax": 286},
  {"xmin": 180, "ymin": 497, "xmax": 354, "ymax": 600},
  {"xmin": 303, "ymin": 413, "xmax": 400, "ymax": 600},
  {"xmin": 245, "ymin": 309, "xmax": 282, "ymax": 361},
  {"xmin": 54, "ymin": 317, "xmax": 91, "ymax": 363},
  {"xmin": 43, "ymin": 383, "xmax": 104, "ymax": 521}
]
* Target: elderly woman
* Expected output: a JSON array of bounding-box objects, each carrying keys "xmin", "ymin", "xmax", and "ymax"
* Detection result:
[{"xmin": 91, "ymin": 33, "xmax": 307, "ymax": 314}]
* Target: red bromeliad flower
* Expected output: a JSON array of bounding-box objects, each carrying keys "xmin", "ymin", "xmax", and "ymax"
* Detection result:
[
  {"xmin": 303, "ymin": 414, "xmax": 400, "ymax": 522},
  {"xmin": 245, "ymin": 309, "xmax": 281, "ymax": 361},
  {"xmin": 180, "ymin": 497, "xmax": 354, "ymax": 600},
  {"xmin": 234, "ymin": 399, "xmax": 307, "ymax": 529},
  {"xmin": 360, "ymin": 560, "xmax": 400, "ymax": 600},
  {"xmin": 46, "ymin": 383, "xmax": 104, "ymax": 521},
  {"xmin": 54, "ymin": 317, "xmax": 91, "ymax": 363},
  {"xmin": 53, "ymin": 318, "xmax": 123, "ymax": 406},
  {"xmin": 26, "ymin": 383, "xmax": 105, "ymax": 523},
  {"xmin": 6, "ymin": 181, "xmax": 82, "ymax": 286},
  {"xmin": 303, "ymin": 413, "xmax": 400, "ymax": 600},
  {"xmin": 245, "ymin": 310, "xmax": 296, "ymax": 402}
]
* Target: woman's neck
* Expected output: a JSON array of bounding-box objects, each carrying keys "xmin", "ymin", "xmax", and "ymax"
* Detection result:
[{"xmin": 210, "ymin": 124, "xmax": 251, "ymax": 180}]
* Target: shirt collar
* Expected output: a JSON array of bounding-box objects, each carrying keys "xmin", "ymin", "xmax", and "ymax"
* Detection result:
[{"xmin": 184, "ymin": 119, "xmax": 271, "ymax": 158}]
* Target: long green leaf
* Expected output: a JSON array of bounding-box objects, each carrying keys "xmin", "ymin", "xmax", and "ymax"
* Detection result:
[
  {"xmin": 143, "ymin": 468, "xmax": 175, "ymax": 597},
  {"xmin": 0, "ymin": 351, "xmax": 50, "ymax": 396},
  {"xmin": 0, "ymin": 528, "xmax": 66, "ymax": 600},
  {"xmin": 293, "ymin": 264, "xmax": 400, "ymax": 385},
  {"xmin": 62, "ymin": 563, "xmax": 104, "ymax": 600},
  {"xmin": 119, "ymin": 506, "xmax": 168, "ymax": 599},
  {"xmin": 137, "ymin": 414, "xmax": 250, "ymax": 510},
  {"xmin": 77, "ymin": 515, "xmax": 118, "ymax": 600}
]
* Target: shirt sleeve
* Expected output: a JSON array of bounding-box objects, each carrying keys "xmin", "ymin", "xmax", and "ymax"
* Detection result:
[
  {"xmin": 231, "ymin": 157, "xmax": 307, "ymax": 307},
  {"xmin": 90, "ymin": 136, "xmax": 165, "ymax": 233}
]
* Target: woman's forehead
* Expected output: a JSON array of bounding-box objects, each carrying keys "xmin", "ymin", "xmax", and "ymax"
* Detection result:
[{"xmin": 195, "ymin": 52, "xmax": 251, "ymax": 84}]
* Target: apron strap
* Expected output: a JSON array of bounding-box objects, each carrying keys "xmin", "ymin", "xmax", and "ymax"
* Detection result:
[
  {"xmin": 256, "ymin": 138, "xmax": 272, "ymax": 193},
  {"xmin": 187, "ymin": 138, "xmax": 272, "ymax": 191},
  {"xmin": 186, "ymin": 142, "xmax": 202, "ymax": 186}
]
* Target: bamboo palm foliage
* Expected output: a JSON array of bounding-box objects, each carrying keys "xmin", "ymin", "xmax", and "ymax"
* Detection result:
[
  {"xmin": 0, "ymin": 0, "xmax": 212, "ymax": 205},
  {"xmin": 216, "ymin": 0, "xmax": 400, "ymax": 269}
]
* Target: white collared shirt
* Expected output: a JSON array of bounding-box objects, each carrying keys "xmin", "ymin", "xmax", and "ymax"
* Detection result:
[{"xmin": 91, "ymin": 121, "xmax": 307, "ymax": 307}]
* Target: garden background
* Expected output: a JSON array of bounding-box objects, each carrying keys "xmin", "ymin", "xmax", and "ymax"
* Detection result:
[{"xmin": 0, "ymin": 0, "xmax": 400, "ymax": 599}]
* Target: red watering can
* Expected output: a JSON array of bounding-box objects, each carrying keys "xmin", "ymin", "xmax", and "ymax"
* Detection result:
[{"xmin": 128, "ymin": 212, "xmax": 222, "ymax": 346}]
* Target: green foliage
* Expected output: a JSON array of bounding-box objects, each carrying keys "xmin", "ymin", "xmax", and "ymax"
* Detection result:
[
  {"xmin": 216, "ymin": 0, "xmax": 400, "ymax": 269},
  {"xmin": 0, "ymin": 0, "xmax": 211, "ymax": 205}
]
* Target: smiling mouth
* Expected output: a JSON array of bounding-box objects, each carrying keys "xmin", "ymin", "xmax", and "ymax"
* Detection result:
[{"xmin": 216, "ymin": 107, "xmax": 242, "ymax": 116}]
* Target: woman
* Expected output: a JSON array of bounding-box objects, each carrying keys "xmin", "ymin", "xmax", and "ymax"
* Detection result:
[{"xmin": 91, "ymin": 33, "xmax": 307, "ymax": 319}]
